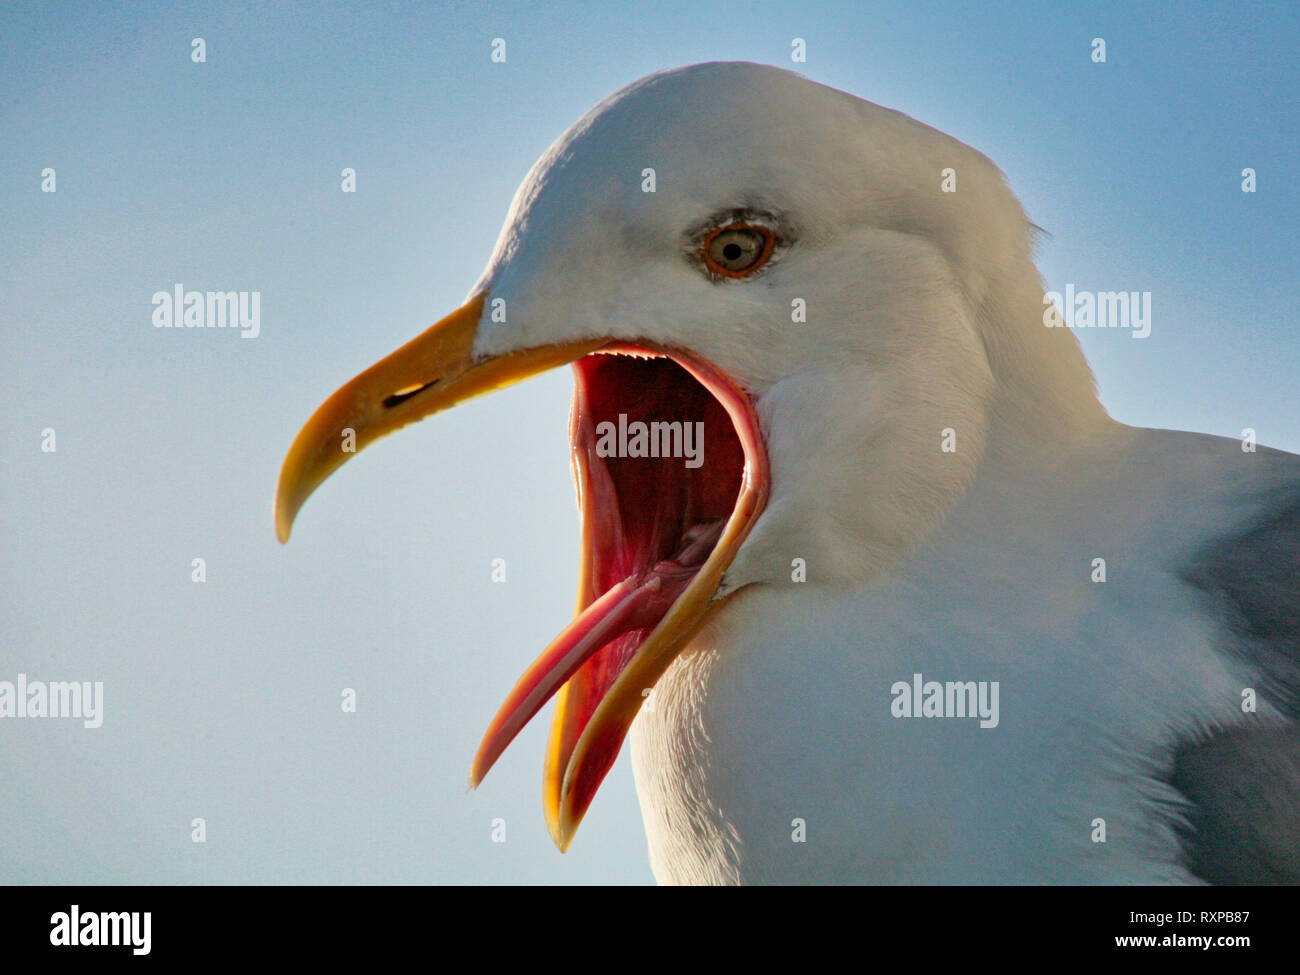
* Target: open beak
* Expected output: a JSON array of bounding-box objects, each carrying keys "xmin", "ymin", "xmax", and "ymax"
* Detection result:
[{"xmin": 275, "ymin": 292, "xmax": 769, "ymax": 850}]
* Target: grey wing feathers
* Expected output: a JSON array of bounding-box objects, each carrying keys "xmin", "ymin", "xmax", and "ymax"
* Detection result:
[
  {"xmin": 1171, "ymin": 726, "xmax": 1300, "ymax": 883},
  {"xmin": 1174, "ymin": 492, "xmax": 1300, "ymax": 883}
]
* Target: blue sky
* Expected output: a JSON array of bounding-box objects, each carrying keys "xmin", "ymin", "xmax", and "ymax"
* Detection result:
[{"xmin": 1, "ymin": 1, "xmax": 1296, "ymax": 883}]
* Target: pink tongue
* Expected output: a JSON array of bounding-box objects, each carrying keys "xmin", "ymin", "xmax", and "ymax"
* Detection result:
[{"xmin": 471, "ymin": 520, "xmax": 724, "ymax": 782}]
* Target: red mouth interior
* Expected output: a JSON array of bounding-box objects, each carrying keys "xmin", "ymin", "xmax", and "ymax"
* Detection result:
[
  {"xmin": 470, "ymin": 349, "xmax": 744, "ymax": 785},
  {"xmin": 566, "ymin": 350, "xmax": 745, "ymax": 729}
]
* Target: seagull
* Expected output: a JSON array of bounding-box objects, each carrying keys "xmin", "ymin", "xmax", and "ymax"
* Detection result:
[{"xmin": 274, "ymin": 62, "xmax": 1300, "ymax": 884}]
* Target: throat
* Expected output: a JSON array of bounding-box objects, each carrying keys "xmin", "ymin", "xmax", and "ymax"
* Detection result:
[{"xmin": 573, "ymin": 353, "xmax": 743, "ymax": 600}]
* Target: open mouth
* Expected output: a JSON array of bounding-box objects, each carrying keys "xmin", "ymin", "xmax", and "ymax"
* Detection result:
[
  {"xmin": 273, "ymin": 294, "xmax": 769, "ymax": 847},
  {"xmin": 470, "ymin": 345, "xmax": 768, "ymax": 831}
]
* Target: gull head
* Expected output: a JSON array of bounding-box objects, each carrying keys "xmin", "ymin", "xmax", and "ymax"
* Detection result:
[{"xmin": 274, "ymin": 61, "xmax": 1104, "ymax": 848}]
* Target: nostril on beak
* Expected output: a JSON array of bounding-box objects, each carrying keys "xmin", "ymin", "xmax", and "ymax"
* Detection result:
[{"xmin": 383, "ymin": 379, "xmax": 439, "ymax": 409}]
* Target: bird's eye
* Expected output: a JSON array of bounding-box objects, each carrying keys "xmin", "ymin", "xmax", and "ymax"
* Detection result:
[{"xmin": 703, "ymin": 225, "xmax": 773, "ymax": 277}]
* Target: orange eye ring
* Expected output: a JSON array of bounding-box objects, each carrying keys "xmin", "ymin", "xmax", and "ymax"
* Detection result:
[{"xmin": 701, "ymin": 223, "xmax": 775, "ymax": 278}]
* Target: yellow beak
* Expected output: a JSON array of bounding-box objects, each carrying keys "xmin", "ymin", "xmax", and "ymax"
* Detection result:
[{"xmin": 275, "ymin": 293, "xmax": 604, "ymax": 544}]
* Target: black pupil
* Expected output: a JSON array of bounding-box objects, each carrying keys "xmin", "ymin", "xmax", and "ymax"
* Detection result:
[{"xmin": 722, "ymin": 242, "xmax": 744, "ymax": 261}]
